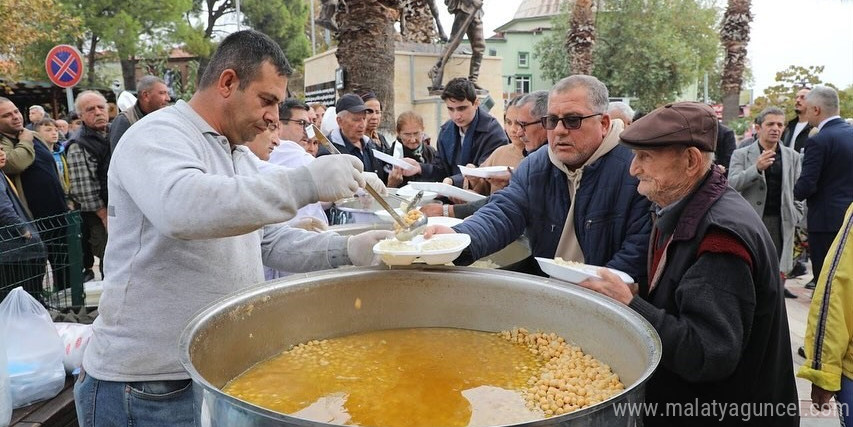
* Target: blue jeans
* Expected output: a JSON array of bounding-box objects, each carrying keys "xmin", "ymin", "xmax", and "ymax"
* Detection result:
[
  {"xmin": 838, "ymin": 375, "xmax": 853, "ymax": 427},
  {"xmin": 74, "ymin": 368, "xmax": 196, "ymax": 427}
]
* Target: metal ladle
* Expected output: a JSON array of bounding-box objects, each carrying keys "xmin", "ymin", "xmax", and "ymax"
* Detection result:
[{"xmin": 310, "ymin": 124, "xmax": 428, "ymax": 241}]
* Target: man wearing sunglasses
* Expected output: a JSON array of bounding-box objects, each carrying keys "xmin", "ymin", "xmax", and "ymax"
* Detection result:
[{"xmin": 428, "ymin": 75, "xmax": 650, "ymax": 282}]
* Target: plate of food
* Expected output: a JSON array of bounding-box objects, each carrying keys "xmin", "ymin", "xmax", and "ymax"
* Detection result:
[
  {"xmin": 458, "ymin": 165, "xmax": 513, "ymax": 179},
  {"xmin": 535, "ymin": 257, "xmax": 634, "ymax": 284},
  {"xmin": 373, "ymin": 234, "xmax": 471, "ymax": 265}
]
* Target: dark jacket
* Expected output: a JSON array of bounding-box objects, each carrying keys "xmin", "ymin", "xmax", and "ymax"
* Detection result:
[
  {"xmin": 629, "ymin": 169, "xmax": 798, "ymax": 426},
  {"xmin": 781, "ymin": 116, "xmax": 813, "ymax": 153},
  {"xmin": 453, "ymin": 144, "xmax": 651, "ymax": 283},
  {"xmin": 793, "ymin": 117, "xmax": 853, "ymax": 233},
  {"xmin": 19, "ymin": 139, "xmax": 67, "ymax": 219},
  {"xmin": 421, "ymin": 107, "xmax": 507, "ymax": 186},
  {"xmin": 109, "ymin": 102, "xmax": 145, "ymax": 152},
  {"xmin": 715, "ymin": 123, "xmax": 736, "ymax": 175}
]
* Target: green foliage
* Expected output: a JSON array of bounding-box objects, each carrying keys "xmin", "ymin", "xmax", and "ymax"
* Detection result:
[
  {"xmin": 535, "ymin": 0, "xmax": 719, "ymax": 112},
  {"xmin": 241, "ymin": 0, "xmax": 312, "ymax": 67},
  {"xmin": 749, "ymin": 65, "xmax": 853, "ymax": 119}
]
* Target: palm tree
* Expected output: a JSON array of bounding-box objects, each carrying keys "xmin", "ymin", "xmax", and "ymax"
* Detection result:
[
  {"xmin": 566, "ymin": 0, "xmax": 597, "ymax": 75},
  {"xmin": 335, "ymin": 0, "xmax": 400, "ymax": 131},
  {"xmin": 720, "ymin": 0, "xmax": 752, "ymax": 124}
]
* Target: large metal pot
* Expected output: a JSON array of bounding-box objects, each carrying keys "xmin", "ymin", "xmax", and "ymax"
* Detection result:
[{"xmin": 180, "ymin": 267, "xmax": 661, "ymax": 427}]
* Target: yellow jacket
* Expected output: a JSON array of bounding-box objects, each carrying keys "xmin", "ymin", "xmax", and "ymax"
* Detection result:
[{"xmin": 798, "ymin": 202, "xmax": 853, "ymax": 391}]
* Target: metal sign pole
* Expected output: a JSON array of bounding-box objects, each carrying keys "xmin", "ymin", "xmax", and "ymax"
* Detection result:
[{"xmin": 66, "ymin": 87, "xmax": 75, "ymax": 113}]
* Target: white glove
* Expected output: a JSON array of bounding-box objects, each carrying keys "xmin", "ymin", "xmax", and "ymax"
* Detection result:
[
  {"xmin": 305, "ymin": 155, "xmax": 365, "ymax": 202},
  {"xmin": 346, "ymin": 230, "xmax": 394, "ymax": 266},
  {"xmin": 362, "ymin": 171, "xmax": 388, "ymax": 195}
]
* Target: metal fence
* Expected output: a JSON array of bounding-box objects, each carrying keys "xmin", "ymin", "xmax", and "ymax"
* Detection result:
[{"xmin": 0, "ymin": 211, "xmax": 84, "ymax": 309}]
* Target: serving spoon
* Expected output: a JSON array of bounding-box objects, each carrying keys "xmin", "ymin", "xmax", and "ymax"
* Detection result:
[{"xmin": 311, "ymin": 124, "xmax": 427, "ymax": 241}]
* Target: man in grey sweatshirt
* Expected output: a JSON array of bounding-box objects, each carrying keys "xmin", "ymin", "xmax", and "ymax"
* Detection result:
[{"xmin": 74, "ymin": 30, "xmax": 391, "ymax": 426}]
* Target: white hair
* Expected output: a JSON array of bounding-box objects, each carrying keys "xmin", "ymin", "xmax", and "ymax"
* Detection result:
[{"xmin": 805, "ymin": 86, "xmax": 840, "ymax": 115}]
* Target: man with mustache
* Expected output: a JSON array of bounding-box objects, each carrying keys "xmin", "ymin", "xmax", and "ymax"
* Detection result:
[
  {"xmin": 66, "ymin": 90, "xmax": 111, "ymax": 279},
  {"xmin": 729, "ymin": 107, "xmax": 803, "ymax": 299}
]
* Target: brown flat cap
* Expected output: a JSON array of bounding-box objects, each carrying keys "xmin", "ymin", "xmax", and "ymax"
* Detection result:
[{"xmin": 620, "ymin": 102, "xmax": 718, "ymax": 152}]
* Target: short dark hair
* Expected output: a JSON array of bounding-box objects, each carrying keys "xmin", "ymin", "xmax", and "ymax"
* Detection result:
[
  {"xmin": 756, "ymin": 107, "xmax": 786, "ymax": 125},
  {"xmin": 34, "ymin": 117, "xmax": 56, "ymax": 131},
  {"xmin": 357, "ymin": 90, "xmax": 378, "ymax": 103},
  {"xmin": 198, "ymin": 30, "xmax": 293, "ymax": 91},
  {"xmin": 441, "ymin": 78, "xmax": 477, "ymax": 104},
  {"xmin": 278, "ymin": 98, "xmax": 309, "ymax": 121}
]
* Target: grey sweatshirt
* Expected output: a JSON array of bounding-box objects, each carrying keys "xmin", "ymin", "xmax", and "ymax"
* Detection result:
[{"xmin": 82, "ymin": 101, "xmax": 350, "ymax": 382}]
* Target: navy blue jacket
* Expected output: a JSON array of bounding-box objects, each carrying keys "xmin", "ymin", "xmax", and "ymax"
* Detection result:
[
  {"xmin": 454, "ymin": 144, "xmax": 652, "ymax": 283},
  {"xmin": 793, "ymin": 118, "xmax": 853, "ymax": 233},
  {"xmin": 421, "ymin": 107, "xmax": 507, "ymax": 186}
]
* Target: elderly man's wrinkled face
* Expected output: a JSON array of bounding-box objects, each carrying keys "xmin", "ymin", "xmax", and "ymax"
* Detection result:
[
  {"xmin": 515, "ymin": 101, "xmax": 547, "ymax": 153},
  {"xmin": 546, "ymin": 87, "xmax": 609, "ymax": 169},
  {"xmin": 29, "ymin": 108, "xmax": 45, "ymax": 124},
  {"xmin": 55, "ymin": 119, "xmax": 69, "ymax": 135},
  {"xmin": 337, "ymin": 111, "xmax": 367, "ymax": 143},
  {"xmin": 629, "ymin": 147, "xmax": 692, "ymax": 207},
  {"xmin": 78, "ymin": 93, "xmax": 109, "ymax": 131},
  {"xmin": 0, "ymin": 101, "xmax": 24, "ymax": 136}
]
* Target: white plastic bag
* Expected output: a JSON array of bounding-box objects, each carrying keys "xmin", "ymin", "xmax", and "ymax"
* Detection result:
[
  {"xmin": 54, "ymin": 323, "xmax": 93, "ymax": 374},
  {"xmin": 0, "ymin": 326, "xmax": 11, "ymax": 427},
  {"xmin": 0, "ymin": 287, "xmax": 65, "ymax": 408}
]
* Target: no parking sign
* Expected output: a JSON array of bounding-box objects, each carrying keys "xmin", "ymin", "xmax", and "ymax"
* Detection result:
[{"xmin": 45, "ymin": 45, "xmax": 84, "ymax": 88}]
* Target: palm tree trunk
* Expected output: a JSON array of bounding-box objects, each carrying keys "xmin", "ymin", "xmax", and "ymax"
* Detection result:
[
  {"xmin": 720, "ymin": 0, "xmax": 752, "ymax": 124},
  {"xmin": 336, "ymin": 0, "xmax": 400, "ymax": 132},
  {"xmin": 566, "ymin": 0, "xmax": 597, "ymax": 75}
]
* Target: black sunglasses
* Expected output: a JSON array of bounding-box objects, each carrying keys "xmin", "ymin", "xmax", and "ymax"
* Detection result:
[
  {"xmin": 281, "ymin": 119, "xmax": 311, "ymax": 128},
  {"xmin": 540, "ymin": 113, "xmax": 602, "ymax": 130}
]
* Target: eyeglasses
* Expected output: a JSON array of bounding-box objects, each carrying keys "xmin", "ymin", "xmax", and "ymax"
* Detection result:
[
  {"xmin": 399, "ymin": 131, "xmax": 422, "ymax": 140},
  {"xmin": 517, "ymin": 119, "xmax": 541, "ymax": 129},
  {"xmin": 541, "ymin": 113, "xmax": 603, "ymax": 130},
  {"xmin": 281, "ymin": 119, "xmax": 311, "ymax": 128}
]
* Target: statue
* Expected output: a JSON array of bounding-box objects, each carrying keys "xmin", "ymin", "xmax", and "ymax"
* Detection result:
[
  {"xmin": 400, "ymin": 0, "xmax": 448, "ymax": 44},
  {"xmin": 428, "ymin": 0, "xmax": 485, "ymax": 93},
  {"xmin": 317, "ymin": 0, "xmax": 347, "ymax": 32}
]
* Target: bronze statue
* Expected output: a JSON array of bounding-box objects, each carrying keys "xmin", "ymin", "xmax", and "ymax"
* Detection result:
[
  {"xmin": 428, "ymin": 0, "xmax": 485, "ymax": 93},
  {"xmin": 400, "ymin": 0, "xmax": 448, "ymax": 43}
]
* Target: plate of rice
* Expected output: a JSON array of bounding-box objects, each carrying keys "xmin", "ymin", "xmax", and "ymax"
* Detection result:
[{"xmin": 373, "ymin": 234, "xmax": 471, "ymax": 265}]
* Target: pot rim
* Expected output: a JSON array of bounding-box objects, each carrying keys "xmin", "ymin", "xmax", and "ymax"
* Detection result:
[{"xmin": 178, "ymin": 266, "xmax": 662, "ymax": 426}]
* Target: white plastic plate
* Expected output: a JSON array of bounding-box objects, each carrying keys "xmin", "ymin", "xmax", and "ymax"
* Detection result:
[
  {"xmin": 535, "ymin": 257, "xmax": 634, "ymax": 284},
  {"xmin": 407, "ymin": 182, "xmax": 487, "ymax": 203},
  {"xmin": 373, "ymin": 149, "xmax": 415, "ymax": 171},
  {"xmin": 373, "ymin": 234, "xmax": 471, "ymax": 266},
  {"xmin": 458, "ymin": 165, "xmax": 513, "ymax": 179}
]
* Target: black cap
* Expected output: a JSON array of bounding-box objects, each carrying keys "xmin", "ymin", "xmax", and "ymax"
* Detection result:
[{"xmin": 335, "ymin": 94, "xmax": 367, "ymax": 114}]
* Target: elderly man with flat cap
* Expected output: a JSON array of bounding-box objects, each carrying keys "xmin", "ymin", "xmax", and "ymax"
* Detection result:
[{"xmin": 580, "ymin": 102, "xmax": 798, "ymax": 426}]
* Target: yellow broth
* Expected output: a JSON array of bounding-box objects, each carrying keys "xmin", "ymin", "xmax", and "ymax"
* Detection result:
[{"xmin": 223, "ymin": 328, "xmax": 542, "ymax": 426}]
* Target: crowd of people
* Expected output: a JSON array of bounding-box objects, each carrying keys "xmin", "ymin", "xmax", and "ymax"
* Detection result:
[{"xmin": 0, "ymin": 28, "xmax": 851, "ymax": 426}]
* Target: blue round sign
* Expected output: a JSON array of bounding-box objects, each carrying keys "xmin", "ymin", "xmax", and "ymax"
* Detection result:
[{"xmin": 45, "ymin": 45, "xmax": 84, "ymax": 88}]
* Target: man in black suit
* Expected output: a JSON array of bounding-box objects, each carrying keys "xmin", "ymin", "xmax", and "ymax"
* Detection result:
[
  {"xmin": 781, "ymin": 88, "xmax": 813, "ymax": 154},
  {"xmin": 793, "ymin": 85, "xmax": 853, "ymax": 287}
]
